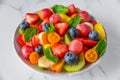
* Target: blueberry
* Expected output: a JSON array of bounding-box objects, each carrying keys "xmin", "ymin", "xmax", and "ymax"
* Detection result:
[
  {"xmin": 64, "ymin": 52, "xmax": 78, "ymax": 64},
  {"xmin": 42, "ymin": 23, "xmax": 49, "ymax": 32},
  {"xmin": 89, "ymin": 31, "xmax": 99, "ymax": 40},
  {"xmin": 34, "ymin": 46, "xmax": 43, "ymax": 54},
  {"xmin": 19, "ymin": 21, "xmax": 30, "ymax": 30},
  {"xmin": 69, "ymin": 28, "xmax": 79, "ymax": 39}
]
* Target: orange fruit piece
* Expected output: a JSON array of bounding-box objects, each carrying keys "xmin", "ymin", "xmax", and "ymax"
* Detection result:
[
  {"xmin": 50, "ymin": 59, "xmax": 65, "ymax": 72},
  {"xmin": 70, "ymin": 13, "xmax": 77, "ymax": 18},
  {"xmin": 85, "ymin": 49, "xmax": 98, "ymax": 63},
  {"xmin": 29, "ymin": 52, "xmax": 40, "ymax": 64},
  {"xmin": 48, "ymin": 32, "xmax": 61, "ymax": 44}
]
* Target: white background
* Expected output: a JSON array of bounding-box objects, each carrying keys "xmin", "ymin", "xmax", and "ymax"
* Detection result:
[{"xmin": 0, "ymin": 0, "xmax": 120, "ymax": 80}]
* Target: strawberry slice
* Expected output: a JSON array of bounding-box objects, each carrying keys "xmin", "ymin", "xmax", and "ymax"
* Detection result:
[
  {"xmin": 31, "ymin": 34, "xmax": 40, "ymax": 47},
  {"xmin": 25, "ymin": 13, "xmax": 40, "ymax": 25},
  {"xmin": 52, "ymin": 43, "xmax": 68, "ymax": 58},
  {"xmin": 76, "ymin": 38, "xmax": 98, "ymax": 47},
  {"xmin": 67, "ymin": 4, "xmax": 77, "ymax": 16},
  {"xmin": 55, "ymin": 22, "xmax": 69, "ymax": 36}
]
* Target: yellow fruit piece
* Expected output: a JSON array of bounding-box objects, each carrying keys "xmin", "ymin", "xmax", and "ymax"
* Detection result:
[
  {"xmin": 58, "ymin": 14, "xmax": 71, "ymax": 22},
  {"xmin": 43, "ymin": 44, "xmax": 52, "ymax": 49},
  {"xmin": 94, "ymin": 22, "xmax": 106, "ymax": 39},
  {"xmin": 38, "ymin": 56, "xmax": 55, "ymax": 68},
  {"xmin": 38, "ymin": 32, "xmax": 49, "ymax": 45},
  {"xmin": 50, "ymin": 59, "xmax": 65, "ymax": 72}
]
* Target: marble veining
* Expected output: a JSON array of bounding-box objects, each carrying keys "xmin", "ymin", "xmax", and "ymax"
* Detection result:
[{"xmin": 0, "ymin": 0, "xmax": 120, "ymax": 80}]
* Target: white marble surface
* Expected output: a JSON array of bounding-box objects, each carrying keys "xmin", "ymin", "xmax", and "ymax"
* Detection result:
[{"xmin": 0, "ymin": 0, "xmax": 120, "ymax": 80}]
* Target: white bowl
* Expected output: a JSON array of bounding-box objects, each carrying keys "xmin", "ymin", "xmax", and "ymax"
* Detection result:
[{"xmin": 13, "ymin": 4, "xmax": 107, "ymax": 76}]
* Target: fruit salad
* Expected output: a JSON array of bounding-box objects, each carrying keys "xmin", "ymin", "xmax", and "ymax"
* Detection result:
[{"xmin": 16, "ymin": 4, "xmax": 107, "ymax": 73}]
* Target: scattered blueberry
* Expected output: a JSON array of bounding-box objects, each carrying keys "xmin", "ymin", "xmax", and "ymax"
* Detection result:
[
  {"xmin": 69, "ymin": 27, "xmax": 79, "ymax": 39},
  {"xmin": 42, "ymin": 23, "xmax": 49, "ymax": 32},
  {"xmin": 34, "ymin": 46, "xmax": 43, "ymax": 54},
  {"xmin": 19, "ymin": 21, "xmax": 30, "ymax": 30},
  {"xmin": 89, "ymin": 31, "xmax": 99, "ymax": 40},
  {"xmin": 64, "ymin": 52, "xmax": 78, "ymax": 64}
]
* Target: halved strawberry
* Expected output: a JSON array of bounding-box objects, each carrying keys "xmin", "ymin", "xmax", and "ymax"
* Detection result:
[
  {"xmin": 52, "ymin": 43, "xmax": 68, "ymax": 58},
  {"xmin": 55, "ymin": 22, "xmax": 69, "ymax": 36},
  {"xmin": 67, "ymin": 4, "xmax": 77, "ymax": 16},
  {"xmin": 31, "ymin": 34, "xmax": 40, "ymax": 47},
  {"xmin": 76, "ymin": 38, "xmax": 98, "ymax": 47},
  {"xmin": 38, "ymin": 24, "xmax": 43, "ymax": 32},
  {"xmin": 24, "ymin": 13, "xmax": 40, "ymax": 25},
  {"xmin": 17, "ymin": 34, "xmax": 32, "ymax": 46}
]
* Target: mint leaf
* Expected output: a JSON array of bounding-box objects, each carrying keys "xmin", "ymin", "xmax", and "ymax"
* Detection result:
[
  {"xmin": 24, "ymin": 28, "xmax": 37, "ymax": 42},
  {"xmin": 52, "ymin": 5, "xmax": 68, "ymax": 14},
  {"xmin": 44, "ymin": 48, "xmax": 58, "ymax": 63},
  {"xmin": 68, "ymin": 16, "xmax": 82, "ymax": 27},
  {"xmin": 47, "ymin": 22, "xmax": 56, "ymax": 33}
]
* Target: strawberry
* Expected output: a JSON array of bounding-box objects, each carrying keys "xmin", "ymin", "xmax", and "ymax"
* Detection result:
[
  {"xmin": 38, "ymin": 24, "xmax": 43, "ymax": 32},
  {"xmin": 76, "ymin": 38, "xmax": 98, "ymax": 47},
  {"xmin": 55, "ymin": 22, "xmax": 69, "ymax": 36},
  {"xmin": 25, "ymin": 13, "xmax": 40, "ymax": 25},
  {"xmin": 52, "ymin": 43, "xmax": 68, "ymax": 58},
  {"xmin": 17, "ymin": 34, "xmax": 32, "ymax": 46},
  {"xmin": 67, "ymin": 4, "xmax": 77, "ymax": 16},
  {"xmin": 31, "ymin": 34, "xmax": 40, "ymax": 47}
]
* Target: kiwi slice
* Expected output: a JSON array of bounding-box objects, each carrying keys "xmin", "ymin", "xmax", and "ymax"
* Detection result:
[
  {"xmin": 64, "ymin": 53, "xmax": 85, "ymax": 72},
  {"xmin": 64, "ymin": 33, "xmax": 72, "ymax": 45}
]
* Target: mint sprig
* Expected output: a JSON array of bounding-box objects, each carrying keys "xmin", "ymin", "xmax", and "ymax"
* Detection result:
[
  {"xmin": 68, "ymin": 16, "xmax": 82, "ymax": 27},
  {"xmin": 24, "ymin": 28, "xmax": 37, "ymax": 42},
  {"xmin": 52, "ymin": 4, "xmax": 68, "ymax": 14},
  {"xmin": 44, "ymin": 48, "xmax": 58, "ymax": 63},
  {"xmin": 47, "ymin": 22, "xmax": 56, "ymax": 33}
]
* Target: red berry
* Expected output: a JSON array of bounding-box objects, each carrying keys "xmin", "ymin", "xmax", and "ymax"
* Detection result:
[
  {"xmin": 76, "ymin": 23, "xmax": 91, "ymax": 37},
  {"xmin": 79, "ymin": 11, "xmax": 90, "ymax": 22},
  {"xmin": 55, "ymin": 22, "xmax": 68, "ymax": 36},
  {"xmin": 67, "ymin": 4, "xmax": 76, "ymax": 16},
  {"xmin": 25, "ymin": 13, "xmax": 40, "ymax": 25},
  {"xmin": 31, "ymin": 34, "xmax": 40, "ymax": 47},
  {"xmin": 21, "ymin": 45, "xmax": 34, "ymax": 60},
  {"xmin": 52, "ymin": 43, "xmax": 68, "ymax": 58},
  {"xmin": 76, "ymin": 38, "xmax": 98, "ymax": 47},
  {"xmin": 40, "ymin": 8, "xmax": 53, "ymax": 20},
  {"xmin": 69, "ymin": 39, "xmax": 83, "ymax": 55},
  {"xmin": 49, "ymin": 14, "xmax": 62, "ymax": 24}
]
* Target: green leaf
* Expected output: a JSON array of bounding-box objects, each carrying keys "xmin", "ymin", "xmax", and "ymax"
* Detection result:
[
  {"xmin": 47, "ymin": 22, "xmax": 56, "ymax": 33},
  {"xmin": 52, "ymin": 4, "xmax": 68, "ymax": 14},
  {"xmin": 24, "ymin": 28, "xmax": 37, "ymax": 42},
  {"xmin": 44, "ymin": 48, "xmax": 58, "ymax": 63},
  {"xmin": 68, "ymin": 16, "xmax": 82, "ymax": 27},
  {"xmin": 95, "ymin": 39, "xmax": 107, "ymax": 57}
]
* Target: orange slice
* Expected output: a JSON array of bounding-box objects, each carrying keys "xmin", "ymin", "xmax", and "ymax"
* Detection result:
[
  {"xmin": 85, "ymin": 49, "xmax": 98, "ymax": 63},
  {"xmin": 29, "ymin": 52, "xmax": 40, "ymax": 64},
  {"xmin": 48, "ymin": 32, "xmax": 61, "ymax": 44}
]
